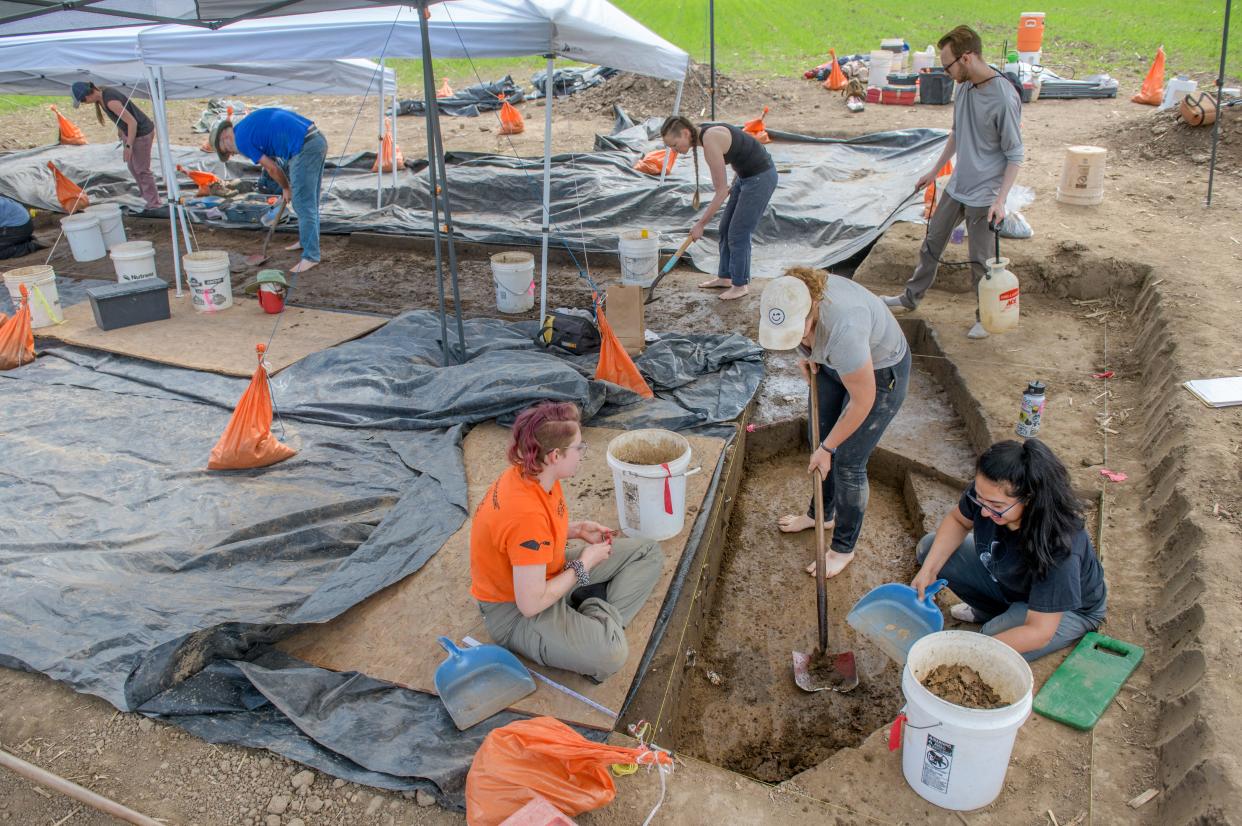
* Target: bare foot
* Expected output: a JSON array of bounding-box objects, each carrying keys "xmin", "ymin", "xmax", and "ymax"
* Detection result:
[
  {"xmin": 284, "ymin": 241, "xmax": 303, "ymax": 252},
  {"xmin": 777, "ymin": 514, "xmax": 834, "ymax": 534},
  {"xmin": 289, "ymin": 258, "xmax": 319, "ymax": 273},
  {"xmin": 805, "ymin": 551, "xmax": 855, "ymax": 578},
  {"xmin": 699, "ymin": 277, "xmax": 732, "ymax": 289},
  {"xmin": 719, "ymin": 285, "xmax": 749, "ymax": 300}
]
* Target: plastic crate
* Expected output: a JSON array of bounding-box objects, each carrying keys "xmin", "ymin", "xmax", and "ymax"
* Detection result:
[{"xmin": 919, "ymin": 71, "xmax": 954, "ymax": 104}]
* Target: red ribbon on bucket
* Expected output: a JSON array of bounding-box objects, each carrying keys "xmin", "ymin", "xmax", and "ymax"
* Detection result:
[
  {"xmin": 660, "ymin": 462, "xmax": 673, "ymax": 515},
  {"xmin": 888, "ymin": 713, "xmax": 906, "ymax": 752}
]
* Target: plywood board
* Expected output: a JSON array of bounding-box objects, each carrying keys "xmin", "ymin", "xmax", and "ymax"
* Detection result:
[
  {"xmin": 281, "ymin": 423, "xmax": 727, "ymax": 730},
  {"xmin": 34, "ymin": 291, "xmax": 385, "ymax": 376}
]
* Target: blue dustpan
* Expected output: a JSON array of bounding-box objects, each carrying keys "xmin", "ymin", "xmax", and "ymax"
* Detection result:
[
  {"xmin": 846, "ymin": 580, "xmax": 948, "ymax": 665},
  {"xmin": 434, "ymin": 636, "xmax": 536, "ymax": 731}
]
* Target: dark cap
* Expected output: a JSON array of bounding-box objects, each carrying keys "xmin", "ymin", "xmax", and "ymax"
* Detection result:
[{"xmin": 70, "ymin": 81, "xmax": 91, "ymax": 108}]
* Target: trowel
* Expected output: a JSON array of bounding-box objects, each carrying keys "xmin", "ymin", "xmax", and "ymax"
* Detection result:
[
  {"xmin": 244, "ymin": 198, "xmax": 285, "ymax": 267},
  {"xmin": 793, "ymin": 370, "xmax": 859, "ymax": 693}
]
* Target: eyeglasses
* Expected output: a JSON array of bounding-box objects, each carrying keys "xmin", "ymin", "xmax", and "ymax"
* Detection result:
[
  {"xmin": 965, "ymin": 487, "xmax": 1021, "ymax": 518},
  {"xmin": 566, "ymin": 443, "xmax": 589, "ymax": 455},
  {"xmin": 942, "ymin": 52, "xmax": 969, "ymax": 72}
]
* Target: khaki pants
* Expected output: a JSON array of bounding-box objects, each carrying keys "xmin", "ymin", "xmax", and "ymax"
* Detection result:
[{"xmin": 478, "ymin": 537, "xmax": 664, "ymax": 683}]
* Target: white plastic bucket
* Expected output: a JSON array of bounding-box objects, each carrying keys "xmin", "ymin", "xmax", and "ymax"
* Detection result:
[
  {"xmin": 3, "ymin": 264, "xmax": 62, "ymax": 328},
  {"xmin": 1056, "ymin": 145, "xmax": 1107, "ymax": 207},
  {"xmin": 1160, "ymin": 77, "xmax": 1198, "ymax": 111},
  {"xmin": 912, "ymin": 51, "xmax": 935, "ymax": 73},
  {"xmin": 490, "ymin": 251, "xmax": 535, "ymax": 314},
  {"xmin": 183, "ymin": 250, "xmax": 233, "ymax": 312},
  {"xmin": 899, "ymin": 631, "xmax": 1033, "ymax": 811},
  {"xmin": 606, "ymin": 429, "xmax": 701, "ymax": 541},
  {"xmin": 869, "ymin": 50, "xmax": 894, "ymax": 88},
  {"xmin": 60, "ymin": 213, "xmax": 107, "ymax": 263},
  {"xmin": 110, "ymin": 240, "xmax": 157, "ymax": 283},
  {"xmin": 618, "ymin": 230, "xmax": 660, "ymax": 287},
  {"xmin": 84, "ymin": 203, "xmax": 127, "ymax": 249}
]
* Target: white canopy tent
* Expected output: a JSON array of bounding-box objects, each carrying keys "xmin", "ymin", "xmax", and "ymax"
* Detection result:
[
  {"xmin": 0, "ymin": 22, "xmax": 398, "ymax": 294},
  {"xmin": 136, "ymin": 0, "xmax": 690, "ymax": 321}
]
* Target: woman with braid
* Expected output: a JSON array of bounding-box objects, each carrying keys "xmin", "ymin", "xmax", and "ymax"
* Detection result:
[
  {"xmin": 70, "ymin": 82, "xmax": 161, "ymax": 209},
  {"xmin": 659, "ymin": 115, "xmax": 778, "ymax": 300}
]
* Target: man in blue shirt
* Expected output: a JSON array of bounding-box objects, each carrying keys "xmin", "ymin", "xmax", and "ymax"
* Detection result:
[
  {"xmin": 211, "ymin": 109, "xmax": 328, "ymax": 273},
  {"xmin": 0, "ymin": 195, "xmax": 41, "ymax": 260}
]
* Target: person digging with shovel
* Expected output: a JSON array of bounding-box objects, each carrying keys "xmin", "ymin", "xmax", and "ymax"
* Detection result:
[
  {"xmin": 470, "ymin": 401, "xmax": 665, "ymax": 683},
  {"xmin": 211, "ymin": 108, "xmax": 328, "ymax": 273},
  {"xmin": 660, "ymin": 115, "xmax": 777, "ymax": 301},
  {"xmin": 760, "ymin": 267, "xmax": 911, "ymax": 578}
]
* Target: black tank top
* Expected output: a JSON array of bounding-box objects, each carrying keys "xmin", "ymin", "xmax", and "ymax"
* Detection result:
[
  {"xmin": 700, "ymin": 123, "xmax": 772, "ymax": 178},
  {"xmin": 100, "ymin": 87, "xmax": 154, "ymax": 138}
]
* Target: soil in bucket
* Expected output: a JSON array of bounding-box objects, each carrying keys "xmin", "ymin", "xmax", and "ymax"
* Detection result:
[
  {"xmin": 611, "ymin": 434, "xmax": 683, "ymax": 466},
  {"xmin": 922, "ymin": 663, "xmax": 1006, "ymax": 709}
]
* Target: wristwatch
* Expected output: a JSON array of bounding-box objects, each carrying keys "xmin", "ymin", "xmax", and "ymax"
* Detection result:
[
  {"xmin": 819, "ymin": 443, "xmax": 837, "ymax": 456},
  {"xmin": 564, "ymin": 558, "xmax": 589, "ymax": 586}
]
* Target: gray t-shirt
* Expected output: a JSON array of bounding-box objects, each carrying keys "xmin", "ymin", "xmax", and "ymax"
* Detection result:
[
  {"xmin": 945, "ymin": 73, "xmax": 1024, "ymax": 208},
  {"xmin": 810, "ymin": 275, "xmax": 909, "ymax": 374}
]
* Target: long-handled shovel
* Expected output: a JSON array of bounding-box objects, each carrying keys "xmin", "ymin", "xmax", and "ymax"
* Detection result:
[
  {"xmin": 792, "ymin": 369, "xmax": 859, "ymax": 693},
  {"xmin": 643, "ymin": 235, "xmax": 694, "ymax": 304},
  {"xmin": 245, "ymin": 198, "xmax": 286, "ymax": 267}
]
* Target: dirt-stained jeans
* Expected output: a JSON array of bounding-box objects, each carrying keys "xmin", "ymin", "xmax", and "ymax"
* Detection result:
[
  {"xmin": 805, "ymin": 349, "xmax": 911, "ymax": 553},
  {"xmin": 894, "ymin": 192, "xmax": 993, "ymax": 319}
]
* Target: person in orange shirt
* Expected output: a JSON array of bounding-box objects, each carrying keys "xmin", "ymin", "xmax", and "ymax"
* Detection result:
[{"xmin": 471, "ymin": 401, "xmax": 665, "ymax": 683}]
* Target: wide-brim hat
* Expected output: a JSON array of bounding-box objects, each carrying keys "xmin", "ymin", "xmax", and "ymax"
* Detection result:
[
  {"xmin": 242, "ymin": 269, "xmax": 288, "ymax": 295},
  {"xmin": 209, "ymin": 119, "xmax": 233, "ymax": 162}
]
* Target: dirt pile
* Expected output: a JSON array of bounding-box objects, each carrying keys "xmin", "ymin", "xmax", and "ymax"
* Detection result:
[
  {"xmin": 922, "ymin": 663, "xmax": 1006, "ymax": 709},
  {"xmin": 555, "ymin": 62, "xmax": 787, "ymax": 121},
  {"xmin": 1107, "ymin": 104, "xmax": 1240, "ymax": 175}
]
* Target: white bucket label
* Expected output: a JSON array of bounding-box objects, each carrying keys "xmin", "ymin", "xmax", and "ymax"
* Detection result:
[
  {"xmin": 921, "ymin": 733, "xmax": 954, "ymax": 793},
  {"xmin": 623, "ymin": 480, "xmax": 641, "ymax": 530}
]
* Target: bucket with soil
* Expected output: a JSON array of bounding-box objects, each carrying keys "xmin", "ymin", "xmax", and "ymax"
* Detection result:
[
  {"xmin": 606, "ymin": 429, "xmax": 699, "ymax": 541},
  {"xmin": 898, "ymin": 630, "xmax": 1033, "ymax": 811}
]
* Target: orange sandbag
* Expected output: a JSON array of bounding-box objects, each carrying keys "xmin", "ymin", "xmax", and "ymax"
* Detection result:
[
  {"xmin": 595, "ymin": 307, "xmax": 653, "ymax": 399},
  {"xmin": 437, "ymin": 78, "xmax": 454, "ymax": 98},
  {"xmin": 50, "ymin": 104, "xmax": 88, "ymax": 146},
  {"xmin": 633, "ymin": 148, "xmax": 678, "ymax": 176},
  {"xmin": 822, "ymin": 49, "xmax": 848, "ymax": 92},
  {"xmin": 1132, "ymin": 46, "xmax": 1166, "ymax": 105},
  {"xmin": 743, "ymin": 106, "xmax": 771, "ymax": 144},
  {"xmin": 47, "ymin": 161, "xmax": 89, "ymax": 213},
  {"xmin": 372, "ymin": 118, "xmax": 405, "ymax": 172},
  {"xmin": 177, "ymin": 165, "xmax": 221, "ymax": 196},
  {"xmin": 498, "ymin": 97, "xmax": 525, "ymax": 135},
  {"xmin": 465, "ymin": 717, "xmax": 671, "ymax": 826},
  {"xmin": 0, "ymin": 284, "xmax": 35, "ymax": 370},
  {"xmin": 207, "ymin": 343, "xmax": 297, "ymax": 470}
]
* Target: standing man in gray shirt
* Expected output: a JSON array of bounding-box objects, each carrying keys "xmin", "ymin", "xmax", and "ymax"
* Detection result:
[{"xmin": 885, "ymin": 25, "xmax": 1024, "ymax": 339}]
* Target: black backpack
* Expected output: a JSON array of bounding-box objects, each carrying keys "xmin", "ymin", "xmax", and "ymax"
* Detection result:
[{"xmin": 535, "ymin": 310, "xmax": 601, "ymax": 355}]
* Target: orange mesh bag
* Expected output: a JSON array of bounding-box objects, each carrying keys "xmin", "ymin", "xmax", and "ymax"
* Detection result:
[
  {"xmin": 822, "ymin": 50, "xmax": 848, "ymax": 92},
  {"xmin": 47, "ymin": 161, "xmax": 89, "ymax": 213},
  {"xmin": 177, "ymin": 165, "xmax": 222, "ymax": 196},
  {"xmin": 595, "ymin": 306, "xmax": 653, "ymax": 399},
  {"xmin": 207, "ymin": 343, "xmax": 297, "ymax": 470},
  {"xmin": 0, "ymin": 284, "xmax": 36, "ymax": 371},
  {"xmin": 632, "ymin": 148, "xmax": 677, "ymax": 176},
  {"xmin": 1132, "ymin": 46, "xmax": 1165, "ymax": 106},
  {"xmin": 50, "ymin": 104, "xmax": 88, "ymax": 146},
  {"xmin": 437, "ymin": 78, "xmax": 454, "ymax": 98},
  {"xmin": 743, "ymin": 106, "xmax": 772, "ymax": 144},
  {"xmin": 498, "ymin": 96, "xmax": 525, "ymax": 135},
  {"xmin": 372, "ymin": 118, "xmax": 405, "ymax": 172},
  {"xmin": 465, "ymin": 717, "xmax": 672, "ymax": 826}
]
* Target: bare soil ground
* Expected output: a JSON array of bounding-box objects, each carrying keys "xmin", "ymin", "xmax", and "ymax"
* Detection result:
[{"xmin": 2, "ymin": 57, "xmax": 1241, "ymax": 826}]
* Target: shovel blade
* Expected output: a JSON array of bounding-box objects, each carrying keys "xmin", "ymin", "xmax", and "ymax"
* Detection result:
[
  {"xmin": 244, "ymin": 253, "xmax": 268, "ymax": 266},
  {"xmin": 792, "ymin": 648, "xmax": 859, "ymax": 693}
]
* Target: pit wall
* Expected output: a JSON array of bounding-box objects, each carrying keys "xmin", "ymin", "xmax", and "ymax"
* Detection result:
[{"xmin": 1133, "ymin": 277, "xmax": 1242, "ymax": 825}]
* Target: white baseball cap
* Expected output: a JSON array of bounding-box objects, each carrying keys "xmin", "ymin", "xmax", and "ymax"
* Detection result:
[{"xmin": 759, "ymin": 276, "xmax": 813, "ymax": 350}]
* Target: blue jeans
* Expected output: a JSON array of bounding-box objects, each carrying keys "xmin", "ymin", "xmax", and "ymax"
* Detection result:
[
  {"xmin": 916, "ymin": 532, "xmax": 1107, "ymax": 662},
  {"xmin": 807, "ymin": 349, "xmax": 911, "ymax": 553},
  {"xmin": 289, "ymin": 131, "xmax": 328, "ymax": 262},
  {"xmin": 717, "ymin": 165, "xmax": 777, "ymax": 286}
]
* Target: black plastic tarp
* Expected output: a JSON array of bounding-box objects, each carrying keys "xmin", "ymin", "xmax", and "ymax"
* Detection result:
[
  {"xmin": 396, "ymin": 75, "xmax": 525, "ymax": 118},
  {"xmin": 0, "ymin": 126, "xmax": 946, "ymax": 277},
  {"xmin": 0, "ymin": 298, "xmax": 760, "ymax": 806}
]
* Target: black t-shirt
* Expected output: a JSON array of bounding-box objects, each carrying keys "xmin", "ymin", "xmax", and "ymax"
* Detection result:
[
  {"xmin": 958, "ymin": 488, "xmax": 1107, "ymax": 615},
  {"xmin": 101, "ymin": 87, "xmax": 155, "ymax": 138},
  {"xmin": 700, "ymin": 123, "xmax": 773, "ymax": 178}
]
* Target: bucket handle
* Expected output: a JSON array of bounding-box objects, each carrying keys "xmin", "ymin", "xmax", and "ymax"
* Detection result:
[
  {"xmin": 888, "ymin": 710, "xmax": 942, "ymax": 751},
  {"xmin": 621, "ymin": 465, "xmax": 701, "ymax": 481},
  {"xmin": 30, "ymin": 282, "xmax": 65, "ymax": 326}
]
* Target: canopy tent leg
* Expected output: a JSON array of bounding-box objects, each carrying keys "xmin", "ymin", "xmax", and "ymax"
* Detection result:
[
  {"xmin": 390, "ymin": 84, "xmax": 399, "ymax": 202},
  {"xmin": 417, "ymin": 0, "xmax": 467, "ymax": 364},
  {"xmin": 377, "ymin": 57, "xmax": 385, "ymax": 210},
  {"xmin": 658, "ymin": 79, "xmax": 685, "ymax": 185},
  {"xmin": 539, "ymin": 55, "xmax": 554, "ymax": 323},
  {"xmin": 1206, "ymin": 0, "xmax": 1231, "ymax": 207},
  {"xmin": 709, "ymin": 0, "xmax": 716, "ymax": 120},
  {"xmin": 145, "ymin": 66, "xmax": 183, "ymax": 297}
]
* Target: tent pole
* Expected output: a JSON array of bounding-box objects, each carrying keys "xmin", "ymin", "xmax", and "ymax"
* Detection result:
[
  {"xmin": 377, "ymin": 57, "xmax": 385, "ymax": 209},
  {"xmin": 416, "ymin": 3, "xmax": 450, "ymax": 365},
  {"xmin": 539, "ymin": 55, "xmax": 554, "ymax": 323},
  {"xmin": 1206, "ymin": 0, "xmax": 1231, "ymax": 207},
  {"xmin": 390, "ymin": 84, "xmax": 399, "ymax": 201},
  {"xmin": 709, "ymin": 0, "xmax": 716, "ymax": 120},
  {"xmin": 146, "ymin": 66, "xmax": 182, "ymax": 297},
  {"xmin": 658, "ymin": 79, "xmax": 685, "ymax": 185}
]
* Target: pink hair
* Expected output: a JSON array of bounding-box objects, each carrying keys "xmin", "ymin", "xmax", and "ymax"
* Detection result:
[{"xmin": 508, "ymin": 401, "xmax": 581, "ymax": 477}]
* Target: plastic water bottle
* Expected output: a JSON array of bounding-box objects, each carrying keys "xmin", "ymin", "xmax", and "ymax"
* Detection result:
[{"xmin": 1016, "ymin": 381, "xmax": 1046, "ymax": 437}]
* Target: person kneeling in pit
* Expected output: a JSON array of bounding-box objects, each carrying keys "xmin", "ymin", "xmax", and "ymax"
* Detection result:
[
  {"xmin": 911, "ymin": 438, "xmax": 1107, "ymax": 661},
  {"xmin": 470, "ymin": 401, "xmax": 665, "ymax": 683}
]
